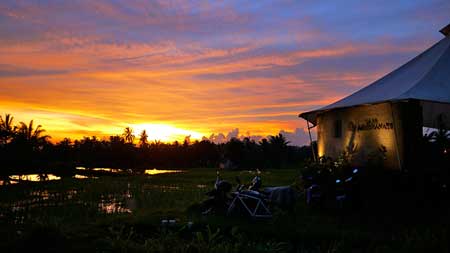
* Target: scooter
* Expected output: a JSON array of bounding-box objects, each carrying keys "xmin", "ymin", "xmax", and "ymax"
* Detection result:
[
  {"xmin": 201, "ymin": 170, "xmax": 272, "ymax": 218},
  {"xmin": 305, "ymin": 168, "xmax": 360, "ymax": 208},
  {"xmin": 227, "ymin": 171, "xmax": 272, "ymax": 218},
  {"xmin": 201, "ymin": 171, "xmax": 233, "ymax": 215}
]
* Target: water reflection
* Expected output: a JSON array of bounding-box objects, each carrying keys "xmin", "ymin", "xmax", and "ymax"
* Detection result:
[
  {"xmin": 2, "ymin": 186, "xmax": 135, "ymax": 219},
  {"xmin": 1, "ymin": 167, "xmax": 183, "ymax": 186},
  {"xmin": 143, "ymin": 184, "xmax": 180, "ymax": 192},
  {"xmin": 145, "ymin": 168, "xmax": 183, "ymax": 175},
  {"xmin": 76, "ymin": 167, "xmax": 183, "ymax": 175},
  {"xmin": 9, "ymin": 174, "xmax": 61, "ymax": 182},
  {"xmin": 98, "ymin": 200, "xmax": 132, "ymax": 214},
  {"xmin": 73, "ymin": 174, "xmax": 97, "ymax": 179},
  {"xmin": 76, "ymin": 167, "xmax": 121, "ymax": 173},
  {"xmin": 0, "ymin": 173, "xmax": 97, "ymax": 185},
  {"xmin": 0, "ymin": 179, "xmax": 18, "ymax": 185},
  {"xmin": 98, "ymin": 184, "xmax": 135, "ymax": 214}
]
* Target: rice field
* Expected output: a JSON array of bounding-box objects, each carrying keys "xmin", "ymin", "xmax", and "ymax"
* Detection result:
[{"xmin": 0, "ymin": 168, "xmax": 448, "ymax": 252}]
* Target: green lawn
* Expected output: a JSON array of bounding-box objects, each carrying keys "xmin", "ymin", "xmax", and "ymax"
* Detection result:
[{"xmin": 0, "ymin": 168, "xmax": 448, "ymax": 252}]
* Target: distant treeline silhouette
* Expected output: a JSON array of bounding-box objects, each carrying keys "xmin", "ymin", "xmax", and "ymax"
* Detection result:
[{"xmin": 0, "ymin": 114, "xmax": 315, "ymax": 173}]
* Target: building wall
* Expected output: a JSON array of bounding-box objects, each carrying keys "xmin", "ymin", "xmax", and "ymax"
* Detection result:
[{"xmin": 316, "ymin": 101, "xmax": 422, "ymax": 170}]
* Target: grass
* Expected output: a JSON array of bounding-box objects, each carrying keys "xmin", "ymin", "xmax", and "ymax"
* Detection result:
[{"xmin": 0, "ymin": 168, "xmax": 449, "ymax": 252}]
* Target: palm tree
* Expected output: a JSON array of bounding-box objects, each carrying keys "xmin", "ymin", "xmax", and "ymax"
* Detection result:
[
  {"xmin": 139, "ymin": 130, "xmax": 148, "ymax": 148},
  {"xmin": 267, "ymin": 134, "xmax": 290, "ymax": 169},
  {"xmin": 0, "ymin": 113, "xmax": 16, "ymax": 145},
  {"xmin": 110, "ymin": 135, "xmax": 125, "ymax": 145},
  {"xmin": 268, "ymin": 133, "xmax": 290, "ymax": 148},
  {"xmin": 122, "ymin": 127, "xmax": 135, "ymax": 144},
  {"xmin": 17, "ymin": 120, "xmax": 50, "ymax": 146},
  {"xmin": 58, "ymin": 138, "xmax": 72, "ymax": 147}
]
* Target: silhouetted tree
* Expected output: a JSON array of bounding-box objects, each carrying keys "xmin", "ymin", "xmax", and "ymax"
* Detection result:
[
  {"xmin": 268, "ymin": 133, "xmax": 290, "ymax": 148},
  {"xmin": 15, "ymin": 120, "xmax": 50, "ymax": 149},
  {"xmin": 139, "ymin": 130, "xmax": 149, "ymax": 148},
  {"xmin": 1, "ymin": 113, "xmax": 317, "ymax": 172},
  {"xmin": 259, "ymin": 138, "xmax": 271, "ymax": 168},
  {"xmin": 241, "ymin": 137, "xmax": 260, "ymax": 168},
  {"xmin": 122, "ymin": 127, "xmax": 135, "ymax": 144},
  {"xmin": 223, "ymin": 138, "xmax": 244, "ymax": 168},
  {"xmin": 0, "ymin": 113, "xmax": 16, "ymax": 145},
  {"xmin": 268, "ymin": 134, "xmax": 290, "ymax": 169}
]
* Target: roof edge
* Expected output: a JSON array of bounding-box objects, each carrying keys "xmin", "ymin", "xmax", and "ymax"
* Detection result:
[{"xmin": 440, "ymin": 23, "xmax": 450, "ymax": 37}]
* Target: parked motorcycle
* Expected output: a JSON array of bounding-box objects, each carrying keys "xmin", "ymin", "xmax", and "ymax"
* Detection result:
[
  {"xmin": 304, "ymin": 167, "xmax": 360, "ymax": 208},
  {"xmin": 200, "ymin": 170, "xmax": 298, "ymax": 218},
  {"xmin": 201, "ymin": 171, "xmax": 233, "ymax": 215}
]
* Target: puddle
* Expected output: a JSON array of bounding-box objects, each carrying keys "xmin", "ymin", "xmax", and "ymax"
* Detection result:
[
  {"xmin": 0, "ymin": 179, "xmax": 18, "ymax": 185},
  {"xmin": 1, "ymin": 174, "xmax": 97, "ymax": 185},
  {"xmin": 141, "ymin": 184, "xmax": 181, "ymax": 193},
  {"xmin": 1, "ymin": 167, "xmax": 183, "ymax": 186},
  {"xmin": 9, "ymin": 174, "xmax": 61, "ymax": 182},
  {"xmin": 73, "ymin": 174, "xmax": 97, "ymax": 179},
  {"xmin": 144, "ymin": 169, "xmax": 183, "ymax": 175},
  {"xmin": 75, "ymin": 167, "xmax": 183, "ymax": 175},
  {"xmin": 76, "ymin": 167, "xmax": 122, "ymax": 173},
  {"xmin": 98, "ymin": 200, "xmax": 132, "ymax": 214}
]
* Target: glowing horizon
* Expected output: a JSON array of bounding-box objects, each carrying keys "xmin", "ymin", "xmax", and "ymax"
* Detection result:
[
  {"xmin": 131, "ymin": 123, "xmax": 205, "ymax": 143},
  {"xmin": 1, "ymin": 1, "xmax": 448, "ymax": 145}
]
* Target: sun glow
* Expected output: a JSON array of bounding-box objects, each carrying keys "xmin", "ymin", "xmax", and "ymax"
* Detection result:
[{"xmin": 131, "ymin": 123, "xmax": 205, "ymax": 143}]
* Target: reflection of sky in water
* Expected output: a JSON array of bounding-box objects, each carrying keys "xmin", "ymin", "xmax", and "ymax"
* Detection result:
[
  {"xmin": 76, "ymin": 167, "xmax": 183, "ymax": 175},
  {"xmin": 73, "ymin": 174, "xmax": 97, "ymax": 179},
  {"xmin": 9, "ymin": 174, "xmax": 61, "ymax": 182},
  {"xmin": 2, "ymin": 167, "xmax": 185, "ymax": 218},
  {"xmin": 98, "ymin": 201, "xmax": 132, "ymax": 214},
  {"xmin": 0, "ymin": 174, "xmax": 97, "ymax": 185},
  {"xmin": 145, "ymin": 169, "xmax": 183, "ymax": 175},
  {"xmin": 76, "ymin": 167, "xmax": 121, "ymax": 173},
  {"xmin": 2, "ymin": 168, "xmax": 184, "ymax": 186},
  {"xmin": 0, "ymin": 180, "xmax": 18, "ymax": 185}
]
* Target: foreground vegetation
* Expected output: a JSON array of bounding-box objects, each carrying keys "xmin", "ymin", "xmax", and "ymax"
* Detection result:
[
  {"xmin": 2, "ymin": 113, "xmax": 449, "ymax": 252},
  {"xmin": 1, "ymin": 168, "xmax": 449, "ymax": 253}
]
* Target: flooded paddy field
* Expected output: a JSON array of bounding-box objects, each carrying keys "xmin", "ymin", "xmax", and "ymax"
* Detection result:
[
  {"xmin": 1, "ymin": 168, "xmax": 448, "ymax": 253},
  {"xmin": 0, "ymin": 168, "xmax": 217, "ymax": 219},
  {"xmin": 0, "ymin": 168, "xmax": 297, "ymax": 228}
]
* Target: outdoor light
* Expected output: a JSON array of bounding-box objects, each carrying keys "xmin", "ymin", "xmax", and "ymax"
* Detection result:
[
  {"xmin": 353, "ymin": 168, "xmax": 358, "ymax": 174},
  {"xmin": 336, "ymin": 179, "xmax": 341, "ymax": 183}
]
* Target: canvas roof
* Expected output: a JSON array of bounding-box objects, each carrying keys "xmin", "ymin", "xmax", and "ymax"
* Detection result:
[{"xmin": 300, "ymin": 26, "xmax": 450, "ymax": 129}]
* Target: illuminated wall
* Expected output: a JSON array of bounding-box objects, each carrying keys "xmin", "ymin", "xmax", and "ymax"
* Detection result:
[{"xmin": 316, "ymin": 101, "xmax": 422, "ymax": 170}]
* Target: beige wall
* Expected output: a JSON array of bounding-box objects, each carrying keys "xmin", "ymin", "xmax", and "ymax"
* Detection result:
[{"xmin": 317, "ymin": 102, "xmax": 403, "ymax": 170}]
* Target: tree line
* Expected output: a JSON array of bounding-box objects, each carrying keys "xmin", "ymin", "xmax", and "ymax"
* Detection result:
[{"xmin": 0, "ymin": 114, "xmax": 314, "ymax": 174}]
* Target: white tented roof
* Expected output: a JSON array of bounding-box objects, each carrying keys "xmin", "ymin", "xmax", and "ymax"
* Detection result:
[{"xmin": 300, "ymin": 27, "xmax": 450, "ymax": 129}]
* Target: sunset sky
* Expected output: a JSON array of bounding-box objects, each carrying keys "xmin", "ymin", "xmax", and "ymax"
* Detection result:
[{"xmin": 1, "ymin": 0, "xmax": 449, "ymax": 145}]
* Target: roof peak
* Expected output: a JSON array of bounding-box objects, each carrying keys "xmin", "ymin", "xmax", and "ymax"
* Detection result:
[{"xmin": 440, "ymin": 23, "xmax": 450, "ymax": 37}]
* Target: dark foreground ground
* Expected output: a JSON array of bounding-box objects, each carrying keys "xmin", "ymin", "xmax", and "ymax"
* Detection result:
[{"xmin": 0, "ymin": 168, "xmax": 449, "ymax": 253}]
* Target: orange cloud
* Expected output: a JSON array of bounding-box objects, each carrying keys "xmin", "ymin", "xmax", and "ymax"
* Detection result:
[{"xmin": 1, "ymin": 0, "xmax": 443, "ymax": 145}]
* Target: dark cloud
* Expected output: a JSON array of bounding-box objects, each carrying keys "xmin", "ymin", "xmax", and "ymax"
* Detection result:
[{"xmin": 0, "ymin": 64, "xmax": 68, "ymax": 77}]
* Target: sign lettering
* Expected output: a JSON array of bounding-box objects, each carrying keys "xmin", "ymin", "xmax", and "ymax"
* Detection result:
[{"xmin": 348, "ymin": 118, "xmax": 393, "ymax": 131}]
